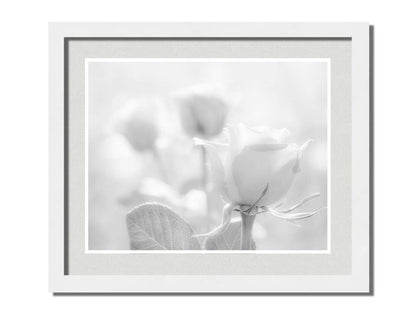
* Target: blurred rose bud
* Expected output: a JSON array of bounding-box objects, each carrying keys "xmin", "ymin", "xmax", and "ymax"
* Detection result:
[
  {"xmin": 116, "ymin": 104, "xmax": 158, "ymax": 152},
  {"xmin": 175, "ymin": 85, "xmax": 229, "ymax": 139},
  {"xmin": 196, "ymin": 123, "xmax": 312, "ymax": 206}
]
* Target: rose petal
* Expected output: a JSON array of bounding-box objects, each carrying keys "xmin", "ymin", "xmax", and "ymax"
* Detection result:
[
  {"xmin": 239, "ymin": 124, "xmax": 290, "ymax": 146},
  {"xmin": 292, "ymin": 139, "xmax": 313, "ymax": 173},
  {"xmin": 276, "ymin": 193, "xmax": 320, "ymax": 213},
  {"xmin": 249, "ymin": 126, "xmax": 290, "ymax": 144},
  {"xmin": 224, "ymin": 153, "xmax": 243, "ymax": 203},
  {"xmin": 247, "ymin": 143, "xmax": 288, "ymax": 151},
  {"xmin": 194, "ymin": 138, "xmax": 227, "ymax": 198},
  {"xmin": 231, "ymin": 145, "xmax": 298, "ymax": 205},
  {"xmin": 269, "ymin": 210, "xmax": 319, "ymax": 220}
]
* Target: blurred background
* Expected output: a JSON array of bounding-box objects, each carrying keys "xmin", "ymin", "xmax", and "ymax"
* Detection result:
[{"xmin": 87, "ymin": 60, "xmax": 328, "ymax": 250}]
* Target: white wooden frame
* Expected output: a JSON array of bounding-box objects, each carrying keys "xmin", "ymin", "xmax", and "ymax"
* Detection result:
[{"xmin": 49, "ymin": 22, "xmax": 372, "ymax": 294}]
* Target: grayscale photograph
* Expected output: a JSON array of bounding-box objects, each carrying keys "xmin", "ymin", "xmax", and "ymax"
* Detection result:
[{"xmin": 86, "ymin": 59, "xmax": 329, "ymax": 252}]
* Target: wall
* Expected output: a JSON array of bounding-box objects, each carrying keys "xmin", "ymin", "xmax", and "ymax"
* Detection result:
[{"xmin": 0, "ymin": 0, "xmax": 414, "ymax": 311}]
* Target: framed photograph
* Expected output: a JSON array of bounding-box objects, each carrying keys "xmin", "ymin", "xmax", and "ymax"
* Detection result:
[{"xmin": 49, "ymin": 22, "xmax": 373, "ymax": 294}]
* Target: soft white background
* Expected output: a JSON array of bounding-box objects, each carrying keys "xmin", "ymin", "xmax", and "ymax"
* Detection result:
[
  {"xmin": 88, "ymin": 60, "xmax": 328, "ymax": 250},
  {"xmin": 0, "ymin": 0, "xmax": 414, "ymax": 310}
]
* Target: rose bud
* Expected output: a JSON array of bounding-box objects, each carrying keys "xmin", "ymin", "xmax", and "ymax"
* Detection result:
[
  {"xmin": 175, "ymin": 85, "xmax": 229, "ymax": 139},
  {"xmin": 116, "ymin": 105, "xmax": 158, "ymax": 152},
  {"xmin": 193, "ymin": 123, "xmax": 321, "ymax": 242},
  {"xmin": 195, "ymin": 123, "xmax": 312, "ymax": 206}
]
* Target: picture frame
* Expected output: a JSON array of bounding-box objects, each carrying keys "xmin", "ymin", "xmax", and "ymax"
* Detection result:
[{"xmin": 49, "ymin": 22, "xmax": 373, "ymax": 294}]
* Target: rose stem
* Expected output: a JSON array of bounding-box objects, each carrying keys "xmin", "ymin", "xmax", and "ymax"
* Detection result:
[
  {"xmin": 201, "ymin": 146, "xmax": 211, "ymax": 230},
  {"xmin": 151, "ymin": 147, "xmax": 168, "ymax": 183},
  {"xmin": 240, "ymin": 212, "xmax": 256, "ymax": 250}
]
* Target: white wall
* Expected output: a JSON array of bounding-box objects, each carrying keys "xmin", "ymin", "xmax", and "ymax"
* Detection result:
[{"xmin": 0, "ymin": 0, "xmax": 414, "ymax": 310}]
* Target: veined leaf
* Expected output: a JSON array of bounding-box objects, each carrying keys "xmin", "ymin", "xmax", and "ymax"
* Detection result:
[
  {"xmin": 126, "ymin": 202, "xmax": 201, "ymax": 250},
  {"xmin": 204, "ymin": 219, "xmax": 256, "ymax": 250}
]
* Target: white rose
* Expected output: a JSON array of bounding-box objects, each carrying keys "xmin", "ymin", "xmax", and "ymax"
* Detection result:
[
  {"xmin": 121, "ymin": 117, "xmax": 158, "ymax": 152},
  {"xmin": 175, "ymin": 85, "xmax": 229, "ymax": 139},
  {"xmin": 197, "ymin": 123, "xmax": 311, "ymax": 207},
  {"xmin": 194, "ymin": 123, "xmax": 321, "ymax": 240},
  {"xmin": 116, "ymin": 105, "xmax": 158, "ymax": 152}
]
